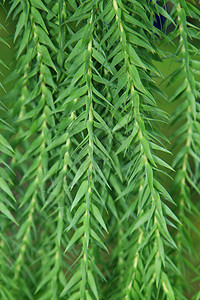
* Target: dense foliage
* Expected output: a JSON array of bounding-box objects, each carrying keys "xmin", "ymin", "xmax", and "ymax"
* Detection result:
[{"xmin": 0, "ymin": 0, "xmax": 200, "ymax": 299}]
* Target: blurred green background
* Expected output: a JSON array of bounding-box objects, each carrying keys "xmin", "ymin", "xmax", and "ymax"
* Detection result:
[{"xmin": 0, "ymin": 3, "xmax": 15, "ymax": 97}]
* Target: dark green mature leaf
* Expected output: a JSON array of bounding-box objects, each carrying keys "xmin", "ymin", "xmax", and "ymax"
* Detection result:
[{"xmin": 30, "ymin": 0, "xmax": 48, "ymax": 12}]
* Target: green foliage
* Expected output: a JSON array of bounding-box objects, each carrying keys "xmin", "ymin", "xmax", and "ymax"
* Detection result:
[{"xmin": 0, "ymin": 0, "xmax": 200, "ymax": 299}]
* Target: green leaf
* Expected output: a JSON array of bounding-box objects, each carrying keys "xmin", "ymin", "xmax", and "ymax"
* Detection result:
[
  {"xmin": 70, "ymin": 159, "xmax": 90, "ymax": 190},
  {"xmin": 60, "ymin": 270, "xmax": 81, "ymax": 297},
  {"xmin": 141, "ymin": 137, "xmax": 155, "ymax": 166},
  {"xmin": 65, "ymin": 226, "xmax": 84, "ymax": 252},
  {"xmin": 161, "ymin": 272, "xmax": 175, "ymax": 300},
  {"xmin": 129, "ymin": 64, "xmax": 146, "ymax": 93},
  {"xmin": 127, "ymin": 44, "xmax": 146, "ymax": 69},
  {"xmin": 93, "ymin": 110, "xmax": 111, "ymax": 135},
  {"xmin": 92, "ymin": 86, "xmax": 113, "ymax": 107},
  {"xmin": 113, "ymin": 114, "xmax": 129, "ymax": 132},
  {"xmin": 17, "ymin": 27, "xmax": 31, "ymax": 58},
  {"xmin": 0, "ymin": 134, "xmax": 14, "ymax": 152},
  {"xmin": 40, "ymin": 64, "xmax": 56, "ymax": 89},
  {"xmin": 92, "ymin": 48, "xmax": 113, "ymax": 74},
  {"xmin": 0, "ymin": 178, "xmax": 15, "ymax": 202},
  {"xmin": 107, "ymin": 195, "xmax": 118, "ymax": 219},
  {"xmin": 34, "ymin": 271, "xmax": 52, "ymax": 294},
  {"xmin": 71, "ymin": 63, "xmax": 85, "ymax": 88},
  {"xmin": 154, "ymin": 179, "xmax": 174, "ymax": 204},
  {"xmin": 31, "ymin": 0, "xmax": 48, "ymax": 12},
  {"xmin": 0, "ymin": 202, "xmax": 17, "ymax": 224},
  {"xmin": 42, "ymin": 161, "xmax": 59, "ymax": 182},
  {"xmin": 169, "ymin": 80, "xmax": 187, "ymax": 102},
  {"xmin": 67, "ymin": 292, "xmax": 81, "ymax": 300},
  {"xmin": 91, "ymin": 204, "xmax": 108, "ymax": 233},
  {"xmin": 94, "ymin": 136, "xmax": 112, "ymax": 162},
  {"xmin": 46, "ymin": 133, "xmax": 67, "ymax": 151},
  {"xmin": 38, "ymin": 45, "xmax": 57, "ymax": 72},
  {"xmin": 155, "ymin": 254, "xmax": 161, "ymax": 288},
  {"xmin": 67, "ymin": 203, "xmax": 86, "ymax": 231},
  {"xmin": 127, "ymin": 32, "xmax": 153, "ymax": 51},
  {"xmin": 0, "ymin": 58, "xmax": 9, "ymax": 69},
  {"xmin": 163, "ymin": 204, "xmax": 181, "ymax": 225},
  {"xmin": 91, "ymin": 229, "xmax": 108, "ymax": 252},
  {"xmin": 131, "ymin": 210, "xmax": 150, "ymax": 233},
  {"xmin": 93, "ymin": 161, "xmax": 110, "ymax": 188},
  {"xmin": 20, "ymin": 180, "xmax": 38, "ymax": 207},
  {"xmin": 31, "ymin": 7, "xmax": 48, "ymax": 33},
  {"xmin": 116, "ymin": 126, "xmax": 138, "ymax": 155},
  {"xmin": 157, "ymin": 234, "xmax": 165, "ymax": 266},
  {"xmin": 7, "ymin": 0, "xmax": 21, "ymax": 19},
  {"xmin": 153, "ymin": 156, "xmax": 174, "ymax": 172},
  {"xmin": 100, "ymin": 22, "xmax": 117, "ymax": 46},
  {"xmin": 146, "ymin": 162, "xmax": 153, "ymax": 190},
  {"xmin": 155, "ymin": 5, "xmax": 176, "ymax": 26},
  {"xmin": 88, "ymin": 270, "xmax": 99, "ymax": 300},
  {"xmin": 14, "ymin": 12, "xmax": 25, "ymax": 42}
]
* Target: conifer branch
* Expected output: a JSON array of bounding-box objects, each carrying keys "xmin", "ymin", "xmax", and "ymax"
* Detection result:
[{"xmin": 168, "ymin": 1, "xmax": 200, "ymax": 296}]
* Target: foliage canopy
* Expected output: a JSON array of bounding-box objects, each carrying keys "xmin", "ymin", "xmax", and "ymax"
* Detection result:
[{"xmin": 0, "ymin": 0, "xmax": 200, "ymax": 299}]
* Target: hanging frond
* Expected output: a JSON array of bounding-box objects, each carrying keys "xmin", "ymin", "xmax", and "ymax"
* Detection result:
[{"xmin": 166, "ymin": 0, "xmax": 200, "ymax": 297}]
